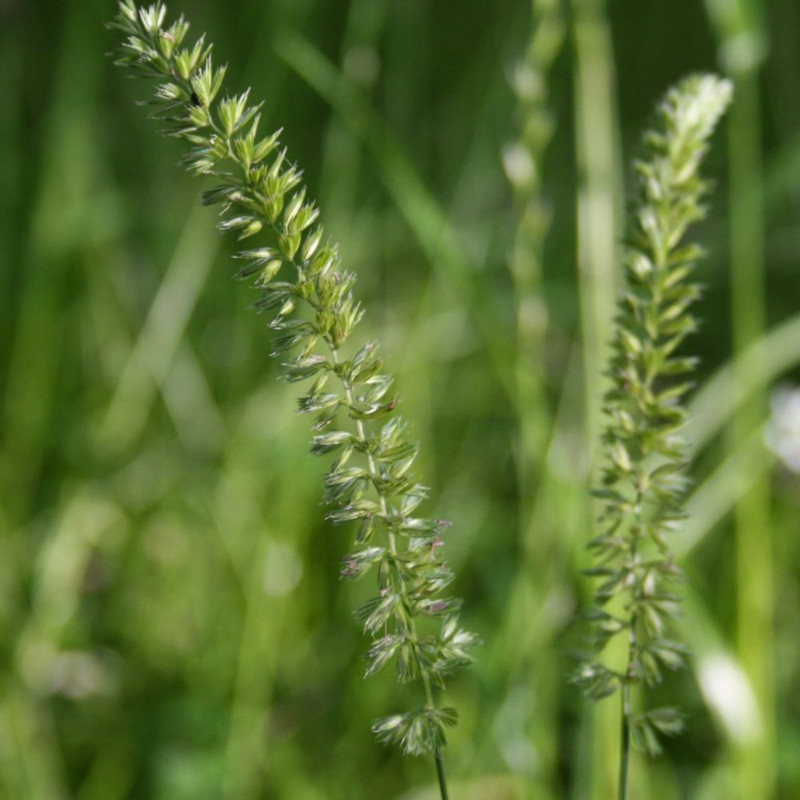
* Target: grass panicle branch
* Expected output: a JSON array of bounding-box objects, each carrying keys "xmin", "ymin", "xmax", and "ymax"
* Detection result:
[
  {"xmin": 570, "ymin": 74, "xmax": 732, "ymax": 795},
  {"xmin": 109, "ymin": 0, "xmax": 477, "ymax": 784}
]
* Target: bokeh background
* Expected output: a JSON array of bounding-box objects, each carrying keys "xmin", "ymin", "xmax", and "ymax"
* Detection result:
[{"xmin": 2, "ymin": 0, "xmax": 800, "ymax": 798}]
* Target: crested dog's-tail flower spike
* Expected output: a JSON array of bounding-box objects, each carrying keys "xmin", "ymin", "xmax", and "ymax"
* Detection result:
[
  {"xmin": 571, "ymin": 73, "xmax": 732, "ymax": 795},
  {"xmin": 109, "ymin": 2, "xmax": 476, "ymax": 795}
]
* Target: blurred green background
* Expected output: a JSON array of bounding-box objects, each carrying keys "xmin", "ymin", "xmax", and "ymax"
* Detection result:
[{"xmin": 2, "ymin": 0, "xmax": 800, "ymax": 798}]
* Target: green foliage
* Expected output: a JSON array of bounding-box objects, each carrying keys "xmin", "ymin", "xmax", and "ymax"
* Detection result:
[
  {"xmin": 571, "ymin": 75, "xmax": 732, "ymax": 758},
  {"xmin": 109, "ymin": 0, "xmax": 477, "ymax": 767},
  {"xmin": 8, "ymin": 0, "xmax": 800, "ymax": 796}
]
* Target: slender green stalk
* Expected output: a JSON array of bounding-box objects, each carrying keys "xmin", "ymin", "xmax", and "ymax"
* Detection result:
[
  {"xmin": 729, "ymin": 74, "xmax": 775, "ymax": 800},
  {"xmin": 571, "ymin": 0, "xmax": 622, "ymax": 450},
  {"xmin": 507, "ymin": 0, "xmax": 565, "ymax": 545},
  {"xmin": 571, "ymin": 75, "xmax": 732, "ymax": 798},
  {"xmin": 705, "ymin": 2, "xmax": 775, "ymax": 792},
  {"xmin": 618, "ymin": 685, "xmax": 630, "ymax": 800},
  {"xmin": 109, "ymin": 3, "xmax": 477, "ymax": 795},
  {"xmin": 435, "ymin": 751, "xmax": 449, "ymax": 800},
  {"xmin": 500, "ymin": 0, "xmax": 566, "ymax": 790},
  {"xmin": 570, "ymin": 4, "xmax": 622, "ymax": 788},
  {"xmin": 505, "ymin": 0, "xmax": 565, "ymax": 471}
]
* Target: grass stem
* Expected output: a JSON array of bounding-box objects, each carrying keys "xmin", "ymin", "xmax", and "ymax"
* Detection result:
[
  {"xmin": 435, "ymin": 749, "xmax": 449, "ymax": 800},
  {"xmin": 618, "ymin": 686, "xmax": 630, "ymax": 800},
  {"xmin": 728, "ymin": 67, "xmax": 776, "ymax": 797},
  {"xmin": 703, "ymin": 0, "xmax": 776, "ymax": 783},
  {"xmin": 571, "ymin": 0, "xmax": 621, "ymax": 449},
  {"xmin": 570, "ymin": 2, "xmax": 621, "ymax": 792}
]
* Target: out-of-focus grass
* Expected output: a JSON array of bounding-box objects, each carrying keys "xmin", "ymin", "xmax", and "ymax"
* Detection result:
[
  {"xmin": 707, "ymin": 0, "xmax": 776, "ymax": 795},
  {"xmin": 1, "ymin": 0, "xmax": 800, "ymax": 798},
  {"xmin": 569, "ymin": 0, "xmax": 623, "ymax": 795}
]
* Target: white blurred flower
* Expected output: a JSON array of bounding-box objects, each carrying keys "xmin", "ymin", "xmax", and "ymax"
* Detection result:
[
  {"xmin": 697, "ymin": 653, "xmax": 761, "ymax": 746},
  {"xmin": 764, "ymin": 386, "xmax": 800, "ymax": 473},
  {"xmin": 502, "ymin": 142, "xmax": 535, "ymax": 189},
  {"xmin": 263, "ymin": 540, "xmax": 302, "ymax": 597}
]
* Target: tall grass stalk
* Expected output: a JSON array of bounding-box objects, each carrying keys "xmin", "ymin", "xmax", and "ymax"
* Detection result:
[
  {"xmin": 707, "ymin": 0, "xmax": 775, "ymax": 799},
  {"xmin": 506, "ymin": 0, "xmax": 564, "ymax": 479},
  {"xmin": 570, "ymin": 0, "xmax": 623, "ymax": 793},
  {"xmin": 705, "ymin": 1, "xmax": 776, "ymax": 790},
  {"xmin": 571, "ymin": 74, "xmax": 732, "ymax": 800},
  {"xmin": 728, "ymin": 71, "xmax": 775, "ymax": 800},
  {"xmin": 570, "ymin": 0, "xmax": 621, "ymax": 448},
  {"xmin": 503, "ymin": 0, "xmax": 566, "ymax": 789},
  {"xmin": 109, "ymin": 3, "xmax": 477, "ymax": 796}
]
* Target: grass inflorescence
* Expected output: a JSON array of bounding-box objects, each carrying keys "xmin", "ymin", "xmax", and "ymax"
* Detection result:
[
  {"xmin": 109, "ymin": 0, "xmax": 477, "ymax": 791},
  {"xmin": 570, "ymin": 74, "xmax": 732, "ymax": 797}
]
